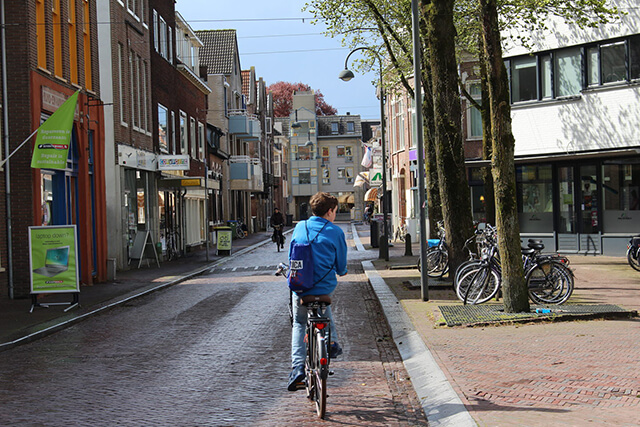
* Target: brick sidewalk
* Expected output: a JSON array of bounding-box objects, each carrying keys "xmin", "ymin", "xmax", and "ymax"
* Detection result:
[{"xmin": 358, "ymin": 223, "xmax": 640, "ymax": 426}]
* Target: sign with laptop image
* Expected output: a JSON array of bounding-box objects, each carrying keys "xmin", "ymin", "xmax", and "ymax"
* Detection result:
[{"xmin": 29, "ymin": 225, "xmax": 79, "ymax": 294}]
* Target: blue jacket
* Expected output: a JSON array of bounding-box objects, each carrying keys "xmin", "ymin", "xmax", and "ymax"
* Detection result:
[{"xmin": 288, "ymin": 216, "xmax": 348, "ymax": 296}]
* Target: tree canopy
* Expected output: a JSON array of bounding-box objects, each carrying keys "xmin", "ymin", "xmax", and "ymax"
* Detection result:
[{"xmin": 267, "ymin": 81, "xmax": 338, "ymax": 117}]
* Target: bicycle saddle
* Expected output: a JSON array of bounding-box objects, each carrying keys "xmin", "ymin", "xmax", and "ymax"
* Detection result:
[
  {"xmin": 300, "ymin": 295, "xmax": 332, "ymax": 305},
  {"xmin": 527, "ymin": 240, "xmax": 545, "ymax": 251}
]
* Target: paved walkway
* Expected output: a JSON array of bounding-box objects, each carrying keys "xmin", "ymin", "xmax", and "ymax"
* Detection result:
[{"xmin": 2, "ymin": 221, "xmax": 640, "ymax": 426}]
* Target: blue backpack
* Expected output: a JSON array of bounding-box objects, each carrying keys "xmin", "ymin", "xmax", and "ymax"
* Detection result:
[{"xmin": 288, "ymin": 221, "xmax": 329, "ymax": 294}]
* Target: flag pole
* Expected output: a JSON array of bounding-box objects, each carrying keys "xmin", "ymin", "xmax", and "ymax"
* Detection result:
[{"xmin": 0, "ymin": 129, "xmax": 38, "ymax": 169}]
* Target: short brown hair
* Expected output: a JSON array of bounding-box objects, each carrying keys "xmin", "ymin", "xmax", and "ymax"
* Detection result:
[{"xmin": 310, "ymin": 192, "xmax": 338, "ymax": 217}]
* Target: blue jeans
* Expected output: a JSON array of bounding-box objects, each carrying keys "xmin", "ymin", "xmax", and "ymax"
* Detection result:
[{"xmin": 291, "ymin": 292, "xmax": 339, "ymax": 369}]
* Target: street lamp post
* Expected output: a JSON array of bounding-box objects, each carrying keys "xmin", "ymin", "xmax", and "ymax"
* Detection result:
[
  {"xmin": 412, "ymin": 0, "xmax": 429, "ymax": 300},
  {"xmin": 339, "ymin": 47, "xmax": 389, "ymax": 261}
]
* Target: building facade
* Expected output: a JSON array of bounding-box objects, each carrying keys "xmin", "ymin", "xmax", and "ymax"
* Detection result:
[
  {"xmin": 1, "ymin": 0, "xmax": 107, "ymax": 299},
  {"xmin": 317, "ymin": 114, "xmax": 364, "ymax": 221},
  {"xmin": 467, "ymin": 5, "xmax": 640, "ymax": 255}
]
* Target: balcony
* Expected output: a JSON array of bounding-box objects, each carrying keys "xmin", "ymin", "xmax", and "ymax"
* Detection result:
[
  {"xmin": 228, "ymin": 110, "xmax": 261, "ymax": 140},
  {"xmin": 229, "ymin": 155, "xmax": 263, "ymax": 191}
]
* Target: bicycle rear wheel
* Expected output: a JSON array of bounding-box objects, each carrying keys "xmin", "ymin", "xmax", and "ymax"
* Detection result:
[
  {"xmin": 425, "ymin": 247, "xmax": 449, "ymax": 278},
  {"xmin": 314, "ymin": 330, "xmax": 328, "ymax": 418},
  {"xmin": 462, "ymin": 265, "xmax": 501, "ymax": 305},
  {"xmin": 527, "ymin": 261, "xmax": 574, "ymax": 304}
]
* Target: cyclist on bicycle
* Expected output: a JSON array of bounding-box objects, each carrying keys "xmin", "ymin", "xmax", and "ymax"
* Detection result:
[
  {"xmin": 270, "ymin": 207, "xmax": 285, "ymax": 246},
  {"xmin": 287, "ymin": 192, "xmax": 348, "ymax": 391}
]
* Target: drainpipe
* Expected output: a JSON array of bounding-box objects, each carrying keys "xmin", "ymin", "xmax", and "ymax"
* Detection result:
[{"xmin": 1, "ymin": 0, "xmax": 14, "ymax": 299}]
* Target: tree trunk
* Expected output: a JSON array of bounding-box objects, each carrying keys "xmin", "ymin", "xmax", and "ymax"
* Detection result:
[
  {"xmin": 424, "ymin": 0, "xmax": 474, "ymax": 273},
  {"xmin": 421, "ymin": 60, "xmax": 442, "ymax": 237},
  {"xmin": 480, "ymin": 0, "xmax": 529, "ymax": 312},
  {"xmin": 479, "ymin": 49, "xmax": 496, "ymax": 225}
]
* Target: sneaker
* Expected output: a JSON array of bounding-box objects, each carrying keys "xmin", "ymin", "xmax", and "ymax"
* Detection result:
[
  {"xmin": 287, "ymin": 366, "xmax": 305, "ymax": 391},
  {"xmin": 330, "ymin": 342, "xmax": 343, "ymax": 359}
]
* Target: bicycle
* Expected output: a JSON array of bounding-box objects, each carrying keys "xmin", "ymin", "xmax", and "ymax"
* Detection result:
[
  {"xmin": 165, "ymin": 230, "xmax": 181, "ymax": 261},
  {"xmin": 235, "ymin": 218, "xmax": 247, "ymax": 239},
  {"xmin": 455, "ymin": 225, "xmax": 574, "ymax": 305},
  {"xmin": 627, "ymin": 235, "xmax": 640, "ymax": 272},
  {"xmin": 394, "ymin": 219, "xmax": 408, "ymax": 242},
  {"xmin": 417, "ymin": 220, "xmax": 449, "ymax": 278},
  {"xmin": 275, "ymin": 263, "xmax": 333, "ymax": 419},
  {"xmin": 272, "ymin": 224, "xmax": 285, "ymax": 252}
]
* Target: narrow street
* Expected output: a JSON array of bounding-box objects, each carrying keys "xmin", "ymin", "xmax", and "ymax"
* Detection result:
[{"xmin": 0, "ymin": 225, "xmax": 426, "ymax": 426}]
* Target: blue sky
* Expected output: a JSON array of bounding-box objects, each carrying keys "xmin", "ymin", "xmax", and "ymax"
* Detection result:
[{"xmin": 176, "ymin": 0, "xmax": 381, "ymax": 120}]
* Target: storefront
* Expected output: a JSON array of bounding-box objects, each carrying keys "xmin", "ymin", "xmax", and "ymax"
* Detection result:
[
  {"xmin": 32, "ymin": 81, "xmax": 107, "ymax": 287},
  {"xmin": 469, "ymin": 153, "xmax": 640, "ymax": 255}
]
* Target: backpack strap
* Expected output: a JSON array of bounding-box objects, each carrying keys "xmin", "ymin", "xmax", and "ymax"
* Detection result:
[
  {"xmin": 305, "ymin": 220, "xmax": 328, "ymax": 244},
  {"xmin": 305, "ymin": 220, "xmax": 332, "ymax": 286}
]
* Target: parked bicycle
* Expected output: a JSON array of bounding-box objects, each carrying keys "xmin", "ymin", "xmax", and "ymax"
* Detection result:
[
  {"xmin": 417, "ymin": 220, "xmax": 449, "ymax": 278},
  {"xmin": 394, "ymin": 218, "xmax": 408, "ymax": 242},
  {"xmin": 165, "ymin": 229, "xmax": 181, "ymax": 261},
  {"xmin": 627, "ymin": 235, "xmax": 640, "ymax": 272},
  {"xmin": 275, "ymin": 263, "xmax": 333, "ymax": 419},
  {"xmin": 235, "ymin": 218, "xmax": 247, "ymax": 239},
  {"xmin": 272, "ymin": 224, "xmax": 285, "ymax": 252},
  {"xmin": 454, "ymin": 224, "xmax": 574, "ymax": 305}
]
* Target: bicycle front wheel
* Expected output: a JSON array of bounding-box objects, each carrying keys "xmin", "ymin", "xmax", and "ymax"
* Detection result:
[
  {"xmin": 462, "ymin": 265, "xmax": 501, "ymax": 305},
  {"xmin": 627, "ymin": 246, "xmax": 640, "ymax": 271},
  {"xmin": 454, "ymin": 260, "xmax": 483, "ymax": 301}
]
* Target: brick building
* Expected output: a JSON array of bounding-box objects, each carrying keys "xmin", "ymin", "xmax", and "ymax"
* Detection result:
[{"xmin": 0, "ymin": 0, "xmax": 107, "ymax": 300}]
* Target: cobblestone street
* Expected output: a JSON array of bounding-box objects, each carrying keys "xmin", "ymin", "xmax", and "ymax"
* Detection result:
[{"xmin": 0, "ymin": 226, "xmax": 426, "ymax": 426}]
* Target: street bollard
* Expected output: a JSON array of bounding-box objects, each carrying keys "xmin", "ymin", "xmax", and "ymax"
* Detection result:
[
  {"xmin": 379, "ymin": 234, "xmax": 389, "ymax": 260},
  {"xmin": 404, "ymin": 233, "xmax": 413, "ymax": 256}
]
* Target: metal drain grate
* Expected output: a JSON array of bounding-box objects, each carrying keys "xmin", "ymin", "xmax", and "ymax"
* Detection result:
[{"xmin": 438, "ymin": 304, "xmax": 635, "ymax": 327}]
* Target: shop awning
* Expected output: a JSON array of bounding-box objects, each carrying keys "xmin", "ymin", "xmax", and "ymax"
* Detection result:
[
  {"xmin": 364, "ymin": 187, "xmax": 378, "ymax": 202},
  {"xmin": 337, "ymin": 194, "xmax": 355, "ymax": 204}
]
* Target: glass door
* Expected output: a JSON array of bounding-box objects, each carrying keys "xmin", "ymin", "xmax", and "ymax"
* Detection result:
[
  {"xmin": 558, "ymin": 166, "xmax": 576, "ymax": 233},
  {"xmin": 579, "ymin": 165, "xmax": 599, "ymax": 234}
]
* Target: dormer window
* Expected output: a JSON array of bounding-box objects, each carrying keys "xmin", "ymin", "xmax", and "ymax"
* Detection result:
[{"xmin": 331, "ymin": 122, "xmax": 339, "ymax": 134}]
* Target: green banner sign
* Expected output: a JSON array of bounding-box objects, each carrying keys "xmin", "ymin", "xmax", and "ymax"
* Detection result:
[
  {"xmin": 31, "ymin": 91, "xmax": 79, "ymax": 170},
  {"xmin": 29, "ymin": 225, "xmax": 80, "ymax": 294}
]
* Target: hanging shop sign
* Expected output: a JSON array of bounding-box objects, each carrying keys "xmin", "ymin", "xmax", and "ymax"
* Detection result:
[{"xmin": 158, "ymin": 155, "xmax": 190, "ymax": 171}]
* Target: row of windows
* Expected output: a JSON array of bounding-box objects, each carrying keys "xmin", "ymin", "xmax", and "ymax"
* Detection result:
[
  {"xmin": 153, "ymin": 9, "xmax": 174, "ymax": 63},
  {"xmin": 117, "ymin": 44, "xmax": 150, "ymax": 135},
  {"xmin": 35, "ymin": 0, "xmax": 92, "ymax": 90},
  {"xmin": 330, "ymin": 122, "xmax": 356, "ymax": 134},
  {"xmin": 117, "ymin": 0, "xmax": 147, "ymax": 26},
  {"xmin": 508, "ymin": 34, "xmax": 640, "ymax": 103},
  {"xmin": 158, "ymin": 104, "xmax": 205, "ymax": 160}
]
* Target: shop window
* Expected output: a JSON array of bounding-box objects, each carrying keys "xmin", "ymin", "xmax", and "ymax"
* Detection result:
[
  {"xmin": 517, "ymin": 165, "xmax": 553, "ymax": 233},
  {"xmin": 602, "ymin": 162, "xmax": 640, "ymax": 232}
]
